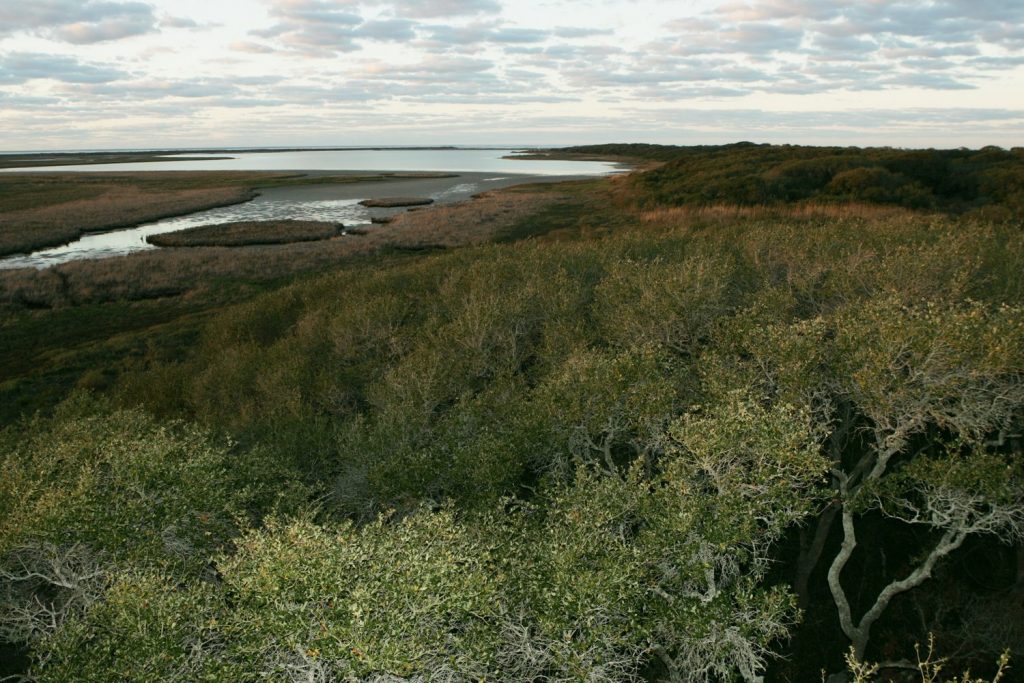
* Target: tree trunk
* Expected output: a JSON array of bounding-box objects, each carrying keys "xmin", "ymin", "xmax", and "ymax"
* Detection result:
[{"xmin": 795, "ymin": 502, "xmax": 838, "ymax": 610}]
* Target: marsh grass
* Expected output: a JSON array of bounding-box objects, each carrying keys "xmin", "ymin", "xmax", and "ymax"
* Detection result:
[
  {"xmin": 0, "ymin": 151, "xmax": 230, "ymax": 169},
  {"xmin": 146, "ymin": 220, "xmax": 343, "ymax": 247},
  {"xmin": 0, "ymin": 183, "xmax": 255, "ymax": 256},
  {"xmin": 359, "ymin": 197, "xmax": 434, "ymax": 207}
]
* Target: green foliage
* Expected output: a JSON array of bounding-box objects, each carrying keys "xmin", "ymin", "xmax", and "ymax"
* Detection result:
[
  {"xmin": 4, "ymin": 395, "xmax": 265, "ymax": 566},
  {"xmin": 829, "ymin": 299, "xmax": 1024, "ymax": 438},
  {"xmin": 604, "ymin": 142, "xmax": 1024, "ymax": 214},
  {"xmin": 0, "ymin": 394, "xmax": 307, "ymax": 656},
  {"xmin": 593, "ymin": 253, "xmax": 746, "ymax": 354},
  {"xmin": 32, "ymin": 572, "xmax": 231, "ymax": 683},
  {"xmin": 31, "ymin": 394, "xmax": 826, "ymax": 682}
]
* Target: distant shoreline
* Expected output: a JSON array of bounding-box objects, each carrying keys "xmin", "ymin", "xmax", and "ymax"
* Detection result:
[{"xmin": 0, "ymin": 147, "xmax": 533, "ymax": 170}]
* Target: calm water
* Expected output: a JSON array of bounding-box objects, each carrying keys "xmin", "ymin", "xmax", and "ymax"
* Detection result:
[
  {"xmin": 0, "ymin": 150, "xmax": 615, "ymax": 269},
  {"xmin": 1, "ymin": 148, "xmax": 619, "ymax": 175}
]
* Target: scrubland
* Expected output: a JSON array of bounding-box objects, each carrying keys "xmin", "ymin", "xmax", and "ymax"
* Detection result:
[{"xmin": 1, "ymin": 144, "xmax": 1023, "ymax": 682}]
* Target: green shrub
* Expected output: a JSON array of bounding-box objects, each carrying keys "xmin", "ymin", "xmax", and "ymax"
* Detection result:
[{"xmin": 0, "ymin": 394, "xmax": 306, "ymax": 653}]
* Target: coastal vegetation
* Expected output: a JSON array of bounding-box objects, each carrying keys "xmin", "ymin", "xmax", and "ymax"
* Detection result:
[
  {"xmin": 146, "ymin": 220, "xmax": 343, "ymax": 248},
  {"xmin": 560, "ymin": 142, "xmax": 1024, "ymax": 217},
  {"xmin": 1, "ymin": 143, "xmax": 1023, "ymax": 681}
]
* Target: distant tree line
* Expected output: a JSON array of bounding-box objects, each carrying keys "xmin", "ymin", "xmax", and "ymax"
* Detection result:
[{"xmin": 564, "ymin": 142, "xmax": 1024, "ymax": 217}]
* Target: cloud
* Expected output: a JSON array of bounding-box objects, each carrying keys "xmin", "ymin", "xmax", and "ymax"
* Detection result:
[
  {"xmin": 252, "ymin": 0, "xmax": 362, "ymax": 54},
  {"xmin": 388, "ymin": 0, "xmax": 501, "ymax": 18},
  {"xmin": 254, "ymin": 1, "xmax": 442, "ymax": 54},
  {"xmin": 360, "ymin": 54, "xmax": 495, "ymax": 82},
  {"xmin": 0, "ymin": 92, "xmax": 61, "ymax": 108},
  {"xmin": 4, "ymin": 0, "xmax": 1023, "ymax": 151},
  {"xmin": 810, "ymin": 34, "xmax": 878, "ymax": 57},
  {"xmin": 552, "ymin": 26, "xmax": 614, "ymax": 39},
  {"xmin": 80, "ymin": 79, "xmax": 241, "ymax": 99},
  {"xmin": 160, "ymin": 15, "xmax": 199, "ymax": 29},
  {"xmin": 488, "ymin": 27, "xmax": 547, "ymax": 43},
  {"xmin": 606, "ymin": 107, "xmax": 1024, "ymax": 143},
  {"xmin": 418, "ymin": 21, "xmax": 550, "ymax": 47},
  {"xmin": 640, "ymin": 0, "xmax": 1024, "ymax": 97},
  {"xmin": 359, "ymin": 19, "xmax": 417, "ymax": 41},
  {"xmin": 0, "ymin": 0, "xmax": 158, "ymax": 43},
  {"xmin": 230, "ymin": 40, "xmax": 278, "ymax": 54},
  {"xmin": 0, "ymin": 52, "xmax": 127, "ymax": 84},
  {"xmin": 968, "ymin": 55, "xmax": 1024, "ymax": 70},
  {"xmin": 880, "ymin": 73, "xmax": 976, "ymax": 90}
]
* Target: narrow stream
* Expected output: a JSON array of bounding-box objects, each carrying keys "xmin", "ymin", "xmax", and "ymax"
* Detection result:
[{"xmin": 0, "ymin": 196, "xmax": 371, "ymax": 270}]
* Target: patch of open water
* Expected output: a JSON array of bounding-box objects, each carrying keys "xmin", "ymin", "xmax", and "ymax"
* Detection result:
[{"xmin": 0, "ymin": 148, "xmax": 619, "ymax": 175}]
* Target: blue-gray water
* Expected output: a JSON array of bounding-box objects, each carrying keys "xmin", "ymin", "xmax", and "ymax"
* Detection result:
[{"xmin": 1, "ymin": 148, "xmax": 617, "ymax": 175}]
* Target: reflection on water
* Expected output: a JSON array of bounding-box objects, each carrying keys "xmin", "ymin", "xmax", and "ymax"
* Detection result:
[
  {"xmin": 0, "ymin": 197, "xmax": 366, "ymax": 270},
  {"xmin": 0, "ymin": 148, "xmax": 620, "ymax": 176}
]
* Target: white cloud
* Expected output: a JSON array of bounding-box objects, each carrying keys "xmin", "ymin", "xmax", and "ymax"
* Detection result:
[
  {"xmin": 0, "ymin": 0, "xmax": 158, "ymax": 43},
  {"xmin": 388, "ymin": 0, "xmax": 501, "ymax": 18},
  {"xmin": 0, "ymin": 0, "xmax": 1022, "ymax": 149},
  {"xmin": 0, "ymin": 52, "xmax": 127, "ymax": 83}
]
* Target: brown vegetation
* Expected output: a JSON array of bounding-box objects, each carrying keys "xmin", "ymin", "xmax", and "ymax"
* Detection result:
[
  {"xmin": 638, "ymin": 201, "xmax": 922, "ymax": 226},
  {"xmin": 380, "ymin": 189, "xmax": 569, "ymax": 247},
  {"xmin": 0, "ymin": 182, "xmax": 254, "ymax": 256},
  {"xmin": 0, "ymin": 152, "xmax": 230, "ymax": 169},
  {"xmin": 146, "ymin": 220, "xmax": 343, "ymax": 247},
  {"xmin": 359, "ymin": 197, "xmax": 434, "ymax": 207}
]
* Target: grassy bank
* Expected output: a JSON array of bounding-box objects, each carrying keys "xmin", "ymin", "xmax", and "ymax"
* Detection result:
[{"xmin": 0, "ymin": 151, "xmax": 231, "ymax": 169}]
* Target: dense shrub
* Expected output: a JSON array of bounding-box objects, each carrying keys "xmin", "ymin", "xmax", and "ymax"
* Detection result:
[
  {"xmin": 0, "ymin": 394, "xmax": 306, "ymax": 659},
  {"xmin": 29, "ymin": 395, "xmax": 827, "ymax": 682},
  {"xmin": 575, "ymin": 143, "xmax": 1024, "ymax": 213}
]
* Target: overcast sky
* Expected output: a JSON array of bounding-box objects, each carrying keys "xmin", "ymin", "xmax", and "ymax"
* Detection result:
[{"xmin": 1, "ymin": 0, "xmax": 1022, "ymax": 150}]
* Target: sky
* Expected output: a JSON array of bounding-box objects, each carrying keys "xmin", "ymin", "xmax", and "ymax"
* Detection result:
[{"xmin": 1, "ymin": 0, "xmax": 1023, "ymax": 150}]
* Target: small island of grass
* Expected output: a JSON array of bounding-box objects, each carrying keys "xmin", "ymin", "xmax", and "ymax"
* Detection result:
[
  {"xmin": 359, "ymin": 197, "xmax": 435, "ymax": 207},
  {"xmin": 146, "ymin": 220, "xmax": 343, "ymax": 247}
]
